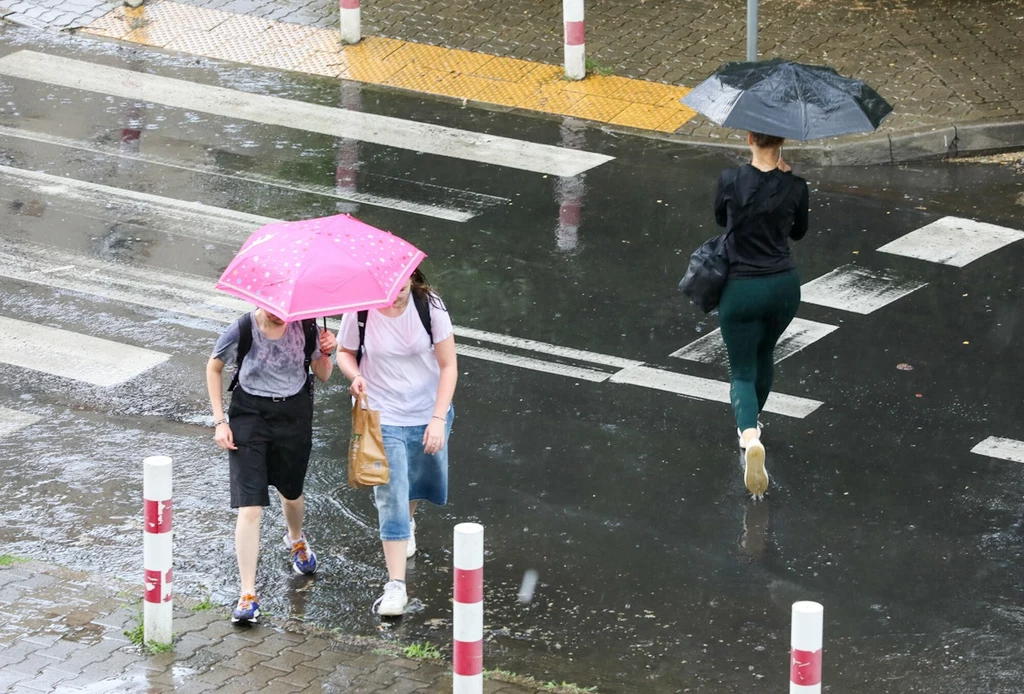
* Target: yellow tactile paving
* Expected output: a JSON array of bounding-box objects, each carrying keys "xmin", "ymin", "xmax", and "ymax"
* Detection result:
[
  {"xmin": 293, "ymin": 51, "xmax": 346, "ymax": 78},
  {"xmin": 303, "ymin": 27, "xmax": 343, "ymax": 55},
  {"xmin": 343, "ymin": 36, "xmax": 405, "ymax": 62},
  {"xmin": 470, "ymin": 56, "xmax": 540, "ymax": 83},
  {"xmin": 562, "ymin": 95, "xmax": 631, "ymax": 122},
  {"xmin": 383, "ymin": 64, "xmax": 493, "ymax": 101},
  {"xmin": 82, "ymin": 0, "xmax": 697, "ymax": 134},
  {"xmin": 561, "ymin": 74, "xmax": 634, "ymax": 99},
  {"xmin": 654, "ymin": 108, "xmax": 699, "ymax": 133},
  {"xmin": 608, "ymin": 102, "xmax": 677, "ymax": 131},
  {"xmin": 253, "ymin": 44, "xmax": 319, "ymax": 72},
  {"xmin": 340, "ymin": 59, "xmax": 405, "ymax": 84}
]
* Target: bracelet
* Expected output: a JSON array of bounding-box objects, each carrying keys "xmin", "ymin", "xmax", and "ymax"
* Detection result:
[
  {"xmin": 432, "ymin": 415, "xmax": 446, "ymax": 422},
  {"xmin": 214, "ymin": 418, "xmax": 228, "ymax": 427},
  {"xmin": 352, "ymin": 374, "xmax": 363, "ymax": 380}
]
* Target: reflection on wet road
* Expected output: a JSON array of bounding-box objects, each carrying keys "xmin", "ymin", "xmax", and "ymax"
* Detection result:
[{"xmin": 0, "ymin": 23, "xmax": 1023, "ymax": 694}]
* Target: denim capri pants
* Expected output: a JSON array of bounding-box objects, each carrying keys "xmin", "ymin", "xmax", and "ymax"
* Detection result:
[{"xmin": 374, "ymin": 405, "xmax": 454, "ymax": 541}]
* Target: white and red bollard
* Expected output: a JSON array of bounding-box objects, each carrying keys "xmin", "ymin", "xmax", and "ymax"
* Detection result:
[
  {"xmin": 340, "ymin": 0, "xmax": 360, "ymax": 44},
  {"xmin": 143, "ymin": 455, "xmax": 173, "ymax": 646},
  {"xmin": 790, "ymin": 601, "xmax": 823, "ymax": 693},
  {"xmin": 453, "ymin": 523, "xmax": 484, "ymax": 694},
  {"xmin": 562, "ymin": 0, "xmax": 585, "ymax": 80}
]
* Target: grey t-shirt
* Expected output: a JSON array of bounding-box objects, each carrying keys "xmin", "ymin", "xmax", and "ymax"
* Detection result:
[{"xmin": 213, "ymin": 313, "xmax": 322, "ymax": 398}]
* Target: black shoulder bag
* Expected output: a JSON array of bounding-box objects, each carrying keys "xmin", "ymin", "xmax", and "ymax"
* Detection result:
[{"xmin": 678, "ymin": 176, "xmax": 795, "ymax": 313}]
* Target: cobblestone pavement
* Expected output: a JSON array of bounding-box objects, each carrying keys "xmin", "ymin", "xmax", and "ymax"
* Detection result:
[
  {"xmin": 0, "ymin": 0, "xmax": 115, "ymax": 30},
  {"xmin": 4, "ymin": 0, "xmax": 1024, "ymax": 155},
  {"xmin": 0, "ymin": 562, "xmax": 545, "ymax": 693}
]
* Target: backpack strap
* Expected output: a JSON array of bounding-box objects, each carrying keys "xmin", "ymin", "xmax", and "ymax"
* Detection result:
[
  {"xmin": 227, "ymin": 312, "xmax": 253, "ymax": 392},
  {"xmin": 355, "ymin": 293, "xmax": 434, "ymax": 366},
  {"xmin": 229, "ymin": 314, "xmax": 317, "ymax": 393},
  {"xmin": 413, "ymin": 291, "xmax": 433, "ymax": 344},
  {"xmin": 301, "ymin": 318, "xmax": 317, "ymax": 372},
  {"xmin": 355, "ymin": 310, "xmax": 369, "ymax": 365}
]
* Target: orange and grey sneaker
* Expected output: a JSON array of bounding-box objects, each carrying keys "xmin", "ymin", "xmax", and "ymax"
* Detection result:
[
  {"xmin": 283, "ymin": 532, "xmax": 318, "ymax": 575},
  {"xmin": 231, "ymin": 593, "xmax": 260, "ymax": 625}
]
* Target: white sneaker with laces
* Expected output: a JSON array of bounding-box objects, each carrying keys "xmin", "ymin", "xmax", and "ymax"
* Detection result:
[
  {"xmin": 373, "ymin": 580, "xmax": 408, "ymax": 617},
  {"xmin": 406, "ymin": 518, "xmax": 417, "ymax": 558}
]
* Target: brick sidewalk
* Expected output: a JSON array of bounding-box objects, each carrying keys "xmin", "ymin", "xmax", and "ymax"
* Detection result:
[{"xmin": 0, "ymin": 561, "xmax": 547, "ymax": 693}]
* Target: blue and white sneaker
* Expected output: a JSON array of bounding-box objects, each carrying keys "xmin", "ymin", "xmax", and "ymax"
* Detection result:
[
  {"xmin": 284, "ymin": 532, "xmax": 318, "ymax": 575},
  {"xmin": 231, "ymin": 593, "xmax": 260, "ymax": 625}
]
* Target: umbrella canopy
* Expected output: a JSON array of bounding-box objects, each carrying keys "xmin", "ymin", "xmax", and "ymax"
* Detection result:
[
  {"xmin": 681, "ymin": 59, "xmax": 893, "ymax": 140},
  {"xmin": 215, "ymin": 214, "xmax": 425, "ymax": 321}
]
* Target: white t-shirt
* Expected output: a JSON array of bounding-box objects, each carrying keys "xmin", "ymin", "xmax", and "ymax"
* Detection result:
[{"xmin": 339, "ymin": 295, "xmax": 454, "ymax": 426}]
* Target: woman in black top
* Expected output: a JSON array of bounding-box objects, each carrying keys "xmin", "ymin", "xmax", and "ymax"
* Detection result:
[{"xmin": 715, "ymin": 131, "xmax": 809, "ymax": 498}]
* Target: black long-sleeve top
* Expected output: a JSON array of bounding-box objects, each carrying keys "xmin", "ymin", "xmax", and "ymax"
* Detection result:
[{"xmin": 714, "ymin": 164, "xmax": 810, "ymax": 278}]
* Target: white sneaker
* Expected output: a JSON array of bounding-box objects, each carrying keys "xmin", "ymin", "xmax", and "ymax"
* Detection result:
[
  {"xmin": 737, "ymin": 422, "xmax": 764, "ymax": 450},
  {"xmin": 406, "ymin": 518, "xmax": 417, "ymax": 558},
  {"xmin": 373, "ymin": 580, "xmax": 408, "ymax": 616},
  {"xmin": 744, "ymin": 439, "xmax": 768, "ymax": 497}
]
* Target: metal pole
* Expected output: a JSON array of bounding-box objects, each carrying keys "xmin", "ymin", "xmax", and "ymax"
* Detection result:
[
  {"xmin": 746, "ymin": 0, "xmax": 758, "ymax": 61},
  {"xmin": 143, "ymin": 456, "xmax": 173, "ymax": 647}
]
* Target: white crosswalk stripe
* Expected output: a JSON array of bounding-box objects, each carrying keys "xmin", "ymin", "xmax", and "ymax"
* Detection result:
[
  {"xmin": 0, "ymin": 315, "xmax": 170, "ymax": 387},
  {"xmin": 0, "ymin": 124, "xmax": 507, "ymax": 222},
  {"xmin": 0, "ymin": 202, "xmax": 820, "ymax": 417},
  {"xmin": 0, "ymin": 407, "xmax": 41, "ymax": 438},
  {"xmin": 609, "ymin": 365, "xmax": 823, "ymax": 418},
  {"xmin": 800, "ymin": 264, "xmax": 927, "ymax": 315},
  {"xmin": 970, "ymin": 437, "xmax": 1024, "ymax": 464},
  {"xmin": 878, "ymin": 217, "xmax": 1024, "ymax": 267},
  {"xmin": 0, "ymin": 50, "xmax": 614, "ymax": 177},
  {"xmin": 670, "ymin": 317, "xmax": 838, "ymax": 365}
]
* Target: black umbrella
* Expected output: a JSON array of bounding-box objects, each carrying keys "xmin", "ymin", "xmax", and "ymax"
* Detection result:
[{"xmin": 681, "ymin": 59, "xmax": 893, "ymax": 140}]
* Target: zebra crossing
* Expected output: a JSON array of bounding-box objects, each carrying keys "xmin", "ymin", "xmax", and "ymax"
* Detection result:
[{"xmin": 0, "ymin": 46, "xmax": 1020, "ymax": 461}]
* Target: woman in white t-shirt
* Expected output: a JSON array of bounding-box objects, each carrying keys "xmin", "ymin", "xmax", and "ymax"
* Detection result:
[{"xmin": 337, "ymin": 268, "xmax": 457, "ymax": 616}]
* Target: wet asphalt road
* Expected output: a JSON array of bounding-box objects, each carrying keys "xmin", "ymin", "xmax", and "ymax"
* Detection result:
[{"xmin": 0, "ymin": 24, "xmax": 1023, "ymax": 694}]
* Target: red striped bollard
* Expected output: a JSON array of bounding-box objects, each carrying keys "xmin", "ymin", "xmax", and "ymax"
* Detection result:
[
  {"xmin": 562, "ymin": 0, "xmax": 585, "ymax": 80},
  {"xmin": 453, "ymin": 523, "xmax": 483, "ymax": 693},
  {"xmin": 790, "ymin": 601, "xmax": 823, "ymax": 693},
  {"xmin": 143, "ymin": 455, "xmax": 173, "ymax": 646},
  {"xmin": 340, "ymin": 0, "xmax": 360, "ymax": 44}
]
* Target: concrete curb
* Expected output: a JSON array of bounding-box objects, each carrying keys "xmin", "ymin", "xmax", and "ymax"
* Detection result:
[{"xmin": 645, "ymin": 120, "xmax": 1024, "ymax": 166}]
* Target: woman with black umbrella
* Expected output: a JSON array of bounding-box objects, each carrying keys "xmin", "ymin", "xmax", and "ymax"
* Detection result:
[{"xmin": 715, "ymin": 131, "xmax": 808, "ymax": 498}]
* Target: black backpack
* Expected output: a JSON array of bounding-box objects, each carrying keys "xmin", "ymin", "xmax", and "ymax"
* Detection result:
[
  {"xmin": 227, "ymin": 313, "xmax": 318, "ymax": 392},
  {"xmin": 356, "ymin": 292, "xmax": 434, "ymax": 365}
]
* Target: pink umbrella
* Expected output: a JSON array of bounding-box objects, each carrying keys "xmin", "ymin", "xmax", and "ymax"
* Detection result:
[{"xmin": 215, "ymin": 214, "xmax": 426, "ymax": 321}]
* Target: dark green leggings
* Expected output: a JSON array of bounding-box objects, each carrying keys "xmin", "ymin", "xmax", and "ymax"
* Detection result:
[{"xmin": 718, "ymin": 271, "xmax": 801, "ymax": 431}]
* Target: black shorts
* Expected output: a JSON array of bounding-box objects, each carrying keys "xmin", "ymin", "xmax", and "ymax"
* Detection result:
[{"xmin": 227, "ymin": 387, "xmax": 314, "ymax": 508}]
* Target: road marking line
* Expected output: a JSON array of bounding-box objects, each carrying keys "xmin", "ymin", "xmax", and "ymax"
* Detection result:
[
  {"xmin": 800, "ymin": 265, "xmax": 927, "ymax": 315},
  {"xmin": 457, "ymin": 345, "xmax": 611, "ymax": 382},
  {"xmin": 0, "ymin": 125, "xmax": 506, "ymax": 222},
  {"xmin": 670, "ymin": 317, "xmax": 839, "ymax": 365},
  {"xmin": 0, "ymin": 316, "xmax": 170, "ymax": 387},
  {"xmin": 878, "ymin": 217, "xmax": 1024, "ymax": 267},
  {"xmin": 0, "ymin": 164, "xmax": 272, "ymax": 237},
  {"xmin": 970, "ymin": 437, "xmax": 1024, "ymax": 464},
  {"xmin": 0, "ymin": 407, "xmax": 41, "ymax": 437},
  {"xmin": 0, "ymin": 240, "xmax": 251, "ymax": 324},
  {"xmin": 2, "ymin": 240, "xmax": 821, "ymax": 414},
  {"xmin": 0, "ymin": 50, "xmax": 614, "ymax": 177},
  {"xmin": 609, "ymin": 365, "xmax": 822, "ymax": 419},
  {"xmin": 455, "ymin": 327, "xmax": 642, "ymax": 369}
]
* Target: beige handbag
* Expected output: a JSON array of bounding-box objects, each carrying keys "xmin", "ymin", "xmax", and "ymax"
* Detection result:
[{"xmin": 348, "ymin": 394, "xmax": 389, "ymax": 489}]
